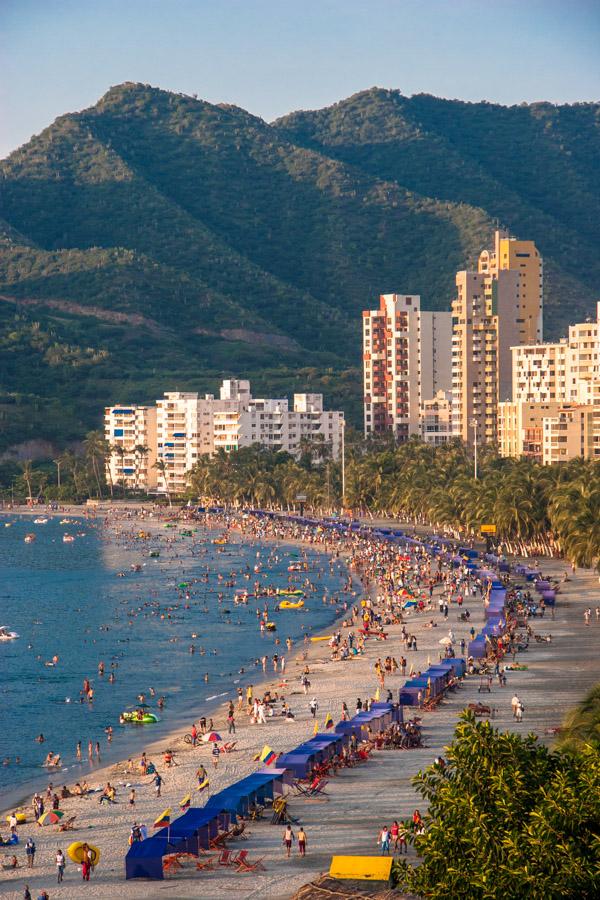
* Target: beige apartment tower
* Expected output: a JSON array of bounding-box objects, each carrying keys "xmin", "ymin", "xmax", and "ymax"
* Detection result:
[{"xmin": 452, "ymin": 230, "xmax": 543, "ymax": 444}]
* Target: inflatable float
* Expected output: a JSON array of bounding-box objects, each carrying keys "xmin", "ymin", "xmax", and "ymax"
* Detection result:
[
  {"xmin": 310, "ymin": 635, "xmax": 333, "ymax": 642},
  {"xmin": 276, "ymin": 589, "xmax": 305, "ymax": 597},
  {"xmin": 278, "ymin": 600, "xmax": 305, "ymax": 609},
  {"xmin": 120, "ymin": 709, "xmax": 158, "ymax": 724},
  {"xmin": 68, "ymin": 842, "xmax": 101, "ymax": 866}
]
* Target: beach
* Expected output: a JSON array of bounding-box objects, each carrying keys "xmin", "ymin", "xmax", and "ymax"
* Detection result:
[{"xmin": 1, "ymin": 509, "xmax": 599, "ymax": 899}]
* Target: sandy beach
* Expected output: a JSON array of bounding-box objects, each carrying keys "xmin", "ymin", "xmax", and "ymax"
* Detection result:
[{"xmin": 1, "ymin": 509, "xmax": 599, "ymax": 900}]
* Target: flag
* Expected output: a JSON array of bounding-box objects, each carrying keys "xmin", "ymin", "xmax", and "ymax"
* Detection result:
[
  {"xmin": 324, "ymin": 712, "xmax": 334, "ymax": 729},
  {"xmin": 313, "ymin": 719, "xmax": 319, "ymax": 735},
  {"xmin": 259, "ymin": 745, "xmax": 277, "ymax": 766},
  {"xmin": 153, "ymin": 808, "xmax": 171, "ymax": 828},
  {"xmin": 197, "ymin": 777, "xmax": 210, "ymax": 793},
  {"xmin": 179, "ymin": 794, "xmax": 191, "ymax": 811}
]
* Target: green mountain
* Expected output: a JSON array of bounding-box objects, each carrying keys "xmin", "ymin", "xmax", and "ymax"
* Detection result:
[{"xmin": 1, "ymin": 83, "xmax": 598, "ymax": 454}]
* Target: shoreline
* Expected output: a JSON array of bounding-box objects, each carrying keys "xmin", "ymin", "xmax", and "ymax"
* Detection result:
[
  {"xmin": 0, "ymin": 509, "xmax": 355, "ymax": 810},
  {"xmin": 1, "ymin": 508, "xmax": 599, "ymax": 899}
]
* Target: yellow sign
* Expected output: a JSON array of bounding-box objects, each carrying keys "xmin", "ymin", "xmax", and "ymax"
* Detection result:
[
  {"xmin": 480, "ymin": 524, "xmax": 497, "ymax": 534},
  {"xmin": 329, "ymin": 855, "xmax": 393, "ymax": 882}
]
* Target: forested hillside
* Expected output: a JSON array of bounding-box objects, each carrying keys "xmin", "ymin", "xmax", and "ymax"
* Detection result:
[{"xmin": 1, "ymin": 83, "xmax": 598, "ymax": 453}]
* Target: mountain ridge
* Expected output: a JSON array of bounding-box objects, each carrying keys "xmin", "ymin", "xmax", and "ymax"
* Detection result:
[{"xmin": 1, "ymin": 82, "xmax": 598, "ymax": 454}]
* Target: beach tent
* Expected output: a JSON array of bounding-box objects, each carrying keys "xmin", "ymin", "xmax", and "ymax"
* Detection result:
[
  {"xmin": 125, "ymin": 807, "xmax": 225, "ymax": 879},
  {"xmin": 204, "ymin": 769, "xmax": 289, "ymax": 818}
]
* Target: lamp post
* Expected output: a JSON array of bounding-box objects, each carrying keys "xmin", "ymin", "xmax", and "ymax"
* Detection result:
[
  {"xmin": 341, "ymin": 418, "xmax": 346, "ymax": 511},
  {"xmin": 470, "ymin": 418, "xmax": 478, "ymax": 480}
]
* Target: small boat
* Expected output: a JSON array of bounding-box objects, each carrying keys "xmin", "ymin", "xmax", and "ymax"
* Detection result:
[
  {"xmin": 62, "ymin": 534, "xmax": 75, "ymax": 543},
  {"xmin": 33, "ymin": 517, "xmax": 48, "ymax": 524},
  {"xmin": 0, "ymin": 626, "xmax": 19, "ymax": 641},
  {"xmin": 278, "ymin": 599, "xmax": 305, "ymax": 610},
  {"xmin": 149, "ymin": 550, "xmax": 160, "ymax": 558},
  {"xmin": 24, "ymin": 533, "xmax": 36, "ymax": 543},
  {"xmin": 4, "ymin": 522, "xmax": 12, "ymax": 527},
  {"xmin": 60, "ymin": 519, "xmax": 72, "ymax": 525}
]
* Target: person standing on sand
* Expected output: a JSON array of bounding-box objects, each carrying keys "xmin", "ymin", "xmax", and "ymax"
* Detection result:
[
  {"xmin": 212, "ymin": 744, "xmax": 220, "ymax": 769},
  {"xmin": 515, "ymin": 700, "xmax": 524, "ymax": 722},
  {"xmin": 379, "ymin": 825, "xmax": 391, "ymax": 855},
  {"xmin": 129, "ymin": 788, "xmax": 136, "ymax": 807},
  {"xmin": 228, "ymin": 709, "xmax": 236, "ymax": 734},
  {"xmin": 511, "ymin": 694, "xmax": 520, "ymax": 718},
  {"xmin": 25, "ymin": 837, "xmax": 35, "ymax": 868},
  {"xmin": 56, "ymin": 848, "xmax": 65, "ymax": 883},
  {"xmin": 297, "ymin": 826, "xmax": 307, "ymax": 856},
  {"xmin": 153, "ymin": 772, "xmax": 163, "ymax": 797},
  {"xmin": 283, "ymin": 824, "xmax": 295, "ymax": 858}
]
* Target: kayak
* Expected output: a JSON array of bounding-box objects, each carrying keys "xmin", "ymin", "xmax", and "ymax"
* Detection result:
[
  {"xmin": 120, "ymin": 711, "xmax": 159, "ymax": 724},
  {"xmin": 279, "ymin": 600, "xmax": 305, "ymax": 609},
  {"xmin": 68, "ymin": 841, "xmax": 100, "ymax": 866}
]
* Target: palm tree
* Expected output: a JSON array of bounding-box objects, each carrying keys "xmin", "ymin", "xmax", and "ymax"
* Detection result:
[
  {"xmin": 83, "ymin": 430, "xmax": 106, "ymax": 499},
  {"xmin": 133, "ymin": 444, "xmax": 150, "ymax": 492},
  {"xmin": 153, "ymin": 458, "xmax": 171, "ymax": 507},
  {"xmin": 20, "ymin": 460, "xmax": 34, "ymax": 506}
]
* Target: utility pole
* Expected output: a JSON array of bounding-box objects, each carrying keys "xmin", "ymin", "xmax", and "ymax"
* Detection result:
[{"xmin": 470, "ymin": 418, "xmax": 478, "ymax": 480}]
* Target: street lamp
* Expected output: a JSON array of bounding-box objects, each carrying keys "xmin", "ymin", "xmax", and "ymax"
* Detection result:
[
  {"xmin": 341, "ymin": 418, "xmax": 346, "ymax": 511},
  {"xmin": 470, "ymin": 418, "xmax": 478, "ymax": 480}
]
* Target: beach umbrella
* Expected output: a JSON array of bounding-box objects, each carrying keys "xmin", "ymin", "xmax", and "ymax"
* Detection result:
[
  {"xmin": 38, "ymin": 810, "xmax": 64, "ymax": 826},
  {"xmin": 202, "ymin": 731, "xmax": 222, "ymax": 743}
]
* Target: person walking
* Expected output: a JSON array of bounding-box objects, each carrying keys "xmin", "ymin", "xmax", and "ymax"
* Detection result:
[
  {"xmin": 297, "ymin": 826, "xmax": 307, "ymax": 857},
  {"xmin": 81, "ymin": 843, "xmax": 91, "ymax": 881},
  {"xmin": 56, "ymin": 848, "xmax": 65, "ymax": 883},
  {"xmin": 283, "ymin": 824, "xmax": 295, "ymax": 858},
  {"xmin": 379, "ymin": 825, "xmax": 391, "ymax": 855},
  {"xmin": 129, "ymin": 788, "xmax": 136, "ymax": 807},
  {"xmin": 511, "ymin": 694, "xmax": 520, "ymax": 718},
  {"xmin": 25, "ymin": 837, "xmax": 36, "ymax": 868},
  {"xmin": 153, "ymin": 772, "xmax": 163, "ymax": 798},
  {"xmin": 309, "ymin": 697, "xmax": 318, "ymax": 718},
  {"xmin": 515, "ymin": 699, "xmax": 524, "ymax": 722},
  {"xmin": 23, "ymin": 887, "xmax": 32, "ymax": 900},
  {"xmin": 212, "ymin": 744, "xmax": 220, "ymax": 769},
  {"xmin": 227, "ymin": 710, "xmax": 236, "ymax": 734}
]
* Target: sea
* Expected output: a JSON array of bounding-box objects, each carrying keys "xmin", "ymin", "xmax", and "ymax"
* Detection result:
[{"xmin": 0, "ymin": 513, "xmax": 350, "ymax": 806}]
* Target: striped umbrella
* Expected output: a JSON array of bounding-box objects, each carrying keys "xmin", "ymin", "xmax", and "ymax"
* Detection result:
[{"xmin": 38, "ymin": 810, "xmax": 64, "ymax": 826}]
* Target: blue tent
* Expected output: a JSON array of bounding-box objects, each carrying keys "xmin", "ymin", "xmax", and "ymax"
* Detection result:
[
  {"xmin": 204, "ymin": 769, "xmax": 288, "ymax": 818},
  {"xmin": 125, "ymin": 807, "xmax": 225, "ymax": 880}
]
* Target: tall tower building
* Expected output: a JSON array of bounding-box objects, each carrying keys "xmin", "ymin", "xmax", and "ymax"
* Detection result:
[
  {"xmin": 452, "ymin": 231, "xmax": 543, "ymax": 444},
  {"xmin": 451, "ymin": 272, "xmax": 498, "ymax": 444},
  {"xmin": 363, "ymin": 294, "xmax": 451, "ymax": 440}
]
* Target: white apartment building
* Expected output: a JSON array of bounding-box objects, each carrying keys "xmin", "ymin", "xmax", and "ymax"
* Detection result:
[
  {"xmin": 542, "ymin": 405, "xmax": 594, "ymax": 465},
  {"xmin": 104, "ymin": 405, "xmax": 157, "ymax": 490},
  {"xmin": 155, "ymin": 392, "xmax": 214, "ymax": 495},
  {"xmin": 107, "ymin": 381, "xmax": 344, "ymax": 495},
  {"xmin": 420, "ymin": 390, "xmax": 453, "ymax": 445},
  {"xmin": 363, "ymin": 293, "xmax": 452, "ymax": 440}
]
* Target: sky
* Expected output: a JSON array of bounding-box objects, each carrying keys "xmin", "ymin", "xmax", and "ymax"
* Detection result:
[{"xmin": 1, "ymin": 0, "xmax": 599, "ymax": 158}]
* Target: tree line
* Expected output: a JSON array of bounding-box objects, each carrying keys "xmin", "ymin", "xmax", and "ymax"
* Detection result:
[{"xmin": 2, "ymin": 434, "xmax": 599, "ymax": 568}]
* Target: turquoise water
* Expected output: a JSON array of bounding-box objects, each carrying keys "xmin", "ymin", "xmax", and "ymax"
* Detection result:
[{"xmin": 0, "ymin": 514, "xmax": 349, "ymax": 800}]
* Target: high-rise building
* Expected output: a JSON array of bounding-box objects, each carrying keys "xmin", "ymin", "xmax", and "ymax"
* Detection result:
[
  {"xmin": 452, "ymin": 231, "xmax": 543, "ymax": 444},
  {"xmin": 155, "ymin": 392, "xmax": 213, "ymax": 495},
  {"xmin": 104, "ymin": 405, "xmax": 157, "ymax": 490},
  {"xmin": 363, "ymin": 293, "xmax": 451, "ymax": 440},
  {"xmin": 451, "ymin": 271, "xmax": 497, "ymax": 444},
  {"xmin": 499, "ymin": 302, "xmax": 600, "ymax": 463}
]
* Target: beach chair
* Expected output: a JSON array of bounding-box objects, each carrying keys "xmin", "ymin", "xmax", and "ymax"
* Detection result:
[
  {"xmin": 232, "ymin": 849, "xmax": 266, "ymax": 873},
  {"xmin": 163, "ymin": 854, "xmax": 182, "ymax": 875},
  {"xmin": 220, "ymin": 741, "xmax": 237, "ymax": 753},
  {"xmin": 57, "ymin": 815, "xmax": 76, "ymax": 831},
  {"xmin": 195, "ymin": 855, "xmax": 215, "ymax": 871},
  {"xmin": 210, "ymin": 829, "xmax": 233, "ymax": 850},
  {"xmin": 217, "ymin": 848, "xmax": 234, "ymax": 867}
]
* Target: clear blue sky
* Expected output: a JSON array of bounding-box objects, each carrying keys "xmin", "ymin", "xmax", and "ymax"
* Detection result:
[{"xmin": 2, "ymin": 0, "xmax": 599, "ymax": 158}]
